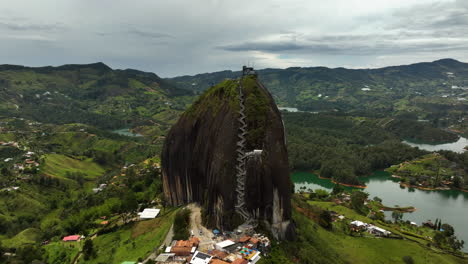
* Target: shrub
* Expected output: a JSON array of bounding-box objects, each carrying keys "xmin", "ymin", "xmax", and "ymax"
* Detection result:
[
  {"xmin": 402, "ymin": 256, "xmax": 414, "ymax": 264},
  {"xmin": 172, "ymin": 209, "xmax": 191, "ymax": 240}
]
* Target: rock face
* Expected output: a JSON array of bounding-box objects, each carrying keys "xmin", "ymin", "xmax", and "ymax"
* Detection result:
[{"xmin": 161, "ymin": 75, "xmax": 293, "ymax": 239}]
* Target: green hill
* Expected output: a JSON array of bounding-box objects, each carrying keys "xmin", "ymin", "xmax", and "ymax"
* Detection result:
[
  {"xmin": 169, "ymin": 59, "xmax": 468, "ymax": 135},
  {"xmin": 0, "ymin": 63, "xmax": 192, "ymax": 135}
]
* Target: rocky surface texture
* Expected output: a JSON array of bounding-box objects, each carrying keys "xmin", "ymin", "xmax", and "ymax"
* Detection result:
[{"xmin": 161, "ymin": 75, "xmax": 294, "ymax": 239}]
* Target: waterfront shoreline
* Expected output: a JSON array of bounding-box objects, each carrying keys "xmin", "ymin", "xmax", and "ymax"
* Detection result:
[{"xmin": 317, "ymin": 174, "xmax": 367, "ymax": 189}]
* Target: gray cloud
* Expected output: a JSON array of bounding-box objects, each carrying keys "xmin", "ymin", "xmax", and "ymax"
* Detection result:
[
  {"xmin": 219, "ymin": 42, "xmax": 304, "ymax": 52},
  {"xmin": 127, "ymin": 29, "xmax": 174, "ymax": 39},
  {"xmin": 218, "ymin": 37, "xmax": 468, "ymax": 56},
  {"xmin": 0, "ymin": 0, "xmax": 467, "ymax": 76},
  {"xmin": 0, "ymin": 21, "xmax": 64, "ymax": 32},
  {"xmin": 388, "ymin": 1, "xmax": 468, "ymax": 32}
]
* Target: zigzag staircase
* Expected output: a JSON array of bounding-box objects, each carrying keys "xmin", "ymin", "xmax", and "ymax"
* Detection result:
[{"xmin": 234, "ymin": 76, "xmax": 257, "ymax": 228}]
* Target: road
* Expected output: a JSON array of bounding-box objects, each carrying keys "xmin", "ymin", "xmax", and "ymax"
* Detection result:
[
  {"xmin": 142, "ymin": 223, "xmax": 173, "ymax": 264},
  {"xmin": 143, "ymin": 204, "xmax": 216, "ymax": 263},
  {"xmin": 186, "ymin": 203, "xmax": 215, "ymax": 251}
]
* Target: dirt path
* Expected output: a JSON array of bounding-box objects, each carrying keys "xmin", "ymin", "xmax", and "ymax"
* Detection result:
[
  {"xmin": 162, "ymin": 224, "xmax": 174, "ymax": 247},
  {"xmin": 143, "ymin": 204, "xmax": 215, "ymax": 263},
  {"xmin": 187, "ymin": 204, "xmax": 215, "ymax": 251}
]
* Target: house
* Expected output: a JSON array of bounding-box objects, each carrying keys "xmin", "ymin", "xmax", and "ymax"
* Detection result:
[
  {"xmin": 190, "ymin": 251, "xmax": 212, "ymax": 264},
  {"xmin": 165, "ymin": 246, "xmax": 196, "ymax": 256},
  {"xmin": 239, "ymin": 248, "xmax": 261, "ymax": 264},
  {"xmin": 138, "ymin": 208, "xmax": 160, "ymax": 220},
  {"xmin": 238, "ymin": 236, "xmax": 251, "ymax": 243},
  {"xmin": 24, "ymin": 151, "xmax": 35, "ymax": 157},
  {"xmin": 175, "ymin": 237, "xmax": 199, "ymax": 248},
  {"xmin": 154, "ymin": 253, "xmax": 176, "ymax": 263},
  {"xmin": 62, "ymin": 235, "xmax": 81, "ymax": 242},
  {"xmin": 215, "ymin": 240, "xmax": 235, "ymax": 251},
  {"xmin": 246, "ymin": 251, "xmax": 261, "ymax": 264},
  {"xmin": 350, "ymin": 220, "xmax": 367, "ymax": 228},
  {"xmin": 249, "ymin": 237, "xmax": 259, "ymax": 246},
  {"xmin": 423, "ymin": 220, "xmax": 435, "ymax": 229},
  {"xmin": 209, "ymin": 249, "xmax": 228, "ymax": 260},
  {"xmin": 231, "ymin": 259, "xmax": 248, "ymax": 264},
  {"xmin": 367, "ymin": 225, "xmax": 391, "ymax": 237},
  {"xmin": 211, "ymin": 260, "xmax": 230, "ymax": 264}
]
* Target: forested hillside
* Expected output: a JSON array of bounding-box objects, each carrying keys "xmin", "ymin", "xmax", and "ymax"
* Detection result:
[
  {"xmin": 0, "ymin": 63, "xmax": 193, "ymax": 138},
  {"xmin": 170, "ymin": 59, "xmax": 468, "ymax": 136}
]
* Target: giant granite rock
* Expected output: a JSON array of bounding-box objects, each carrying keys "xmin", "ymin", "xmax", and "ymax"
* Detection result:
[{"xmin": 161, "ymin": 74, "xmax": 294, "ymax": 239}]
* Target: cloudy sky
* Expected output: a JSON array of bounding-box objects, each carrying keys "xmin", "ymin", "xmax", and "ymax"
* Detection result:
[{"xmin": 1, "ymin": 0, "xmax": 468, "ymax": 77}]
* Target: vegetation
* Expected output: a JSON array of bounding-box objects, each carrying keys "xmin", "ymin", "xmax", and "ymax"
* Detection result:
[
  {"xmin": 170, "ymin": 59, "xmax": 468, "ymax": 136},
  {"xmin": 284, "ymin": 112, "xmax": 429, "ymax": 185},
  {"xmin": 2, "ymin": 61, "xmax": 467, "ymax": 263},
  {"xmin": 387, "ymin": 152, "xmax": 468, "ymax": 190},
  {"xmin": 172, "ymin": 208, "xmax": 191, "ymax": 240},
  {"xmin": 274, "ymin": 193, "xmax": 468, "ymax": 263}
]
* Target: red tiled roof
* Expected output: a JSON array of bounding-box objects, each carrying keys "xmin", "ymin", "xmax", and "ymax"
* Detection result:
[
  {"xmin": 238, "ymin": 236, "xmax": 251, "ymax": 243},
  {"xmin": 231, "ymin": 259, "xmax": 248, "ymax": 264},
  {"xmin": 175, "ymin": 237, "xmax": 200, "ymax": 248},
  {"xmin": 249, "ymin": 237, "xmax": 259, "ymax": 244},
  {"xmin": 210, "ymin": 259, "xmax": 229, "ymax": 264},
  {"xmin": 190, "ymin": 237, "xmax": 200, "ymax": 246},
  {"xmin": 175, "ymin": 240, "xmax": 192, "ymax": 247},
  {"xmin": 210, "ymin": 250, "xmax": 228, "ymax": 259},
  {"xmin": 63, "ymin": 235, "xmax": 80, "ymax": 241},
  {"xmin": 170, "ymin": 246, "xmax": 193, "ymax": 256}
]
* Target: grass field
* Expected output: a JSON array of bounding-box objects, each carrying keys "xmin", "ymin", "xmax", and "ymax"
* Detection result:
[
  {"xmin": 2, "ymin": 228, "xmax": 43, "ymax": 248},
  {"xmin": 80, "ymin": 209, "xmax": 177, "ymax": 264},
  {"xmin": 0, "ymin": 132, "xmax": 15, "ymax": 141},
  {"xmin": 315, "ymin": 225, "xmax": 466, "ymax": 264},
  {"xmin": 305, "ymin": 202, "xmax": 467, "ymax": 264},
  {"xmin": 41, "ymin": 153, "xmax": 105, "ymax": 180},
  {"xmin": 44, "ymin": 241, "xmax": 81, "ymax": 264}
]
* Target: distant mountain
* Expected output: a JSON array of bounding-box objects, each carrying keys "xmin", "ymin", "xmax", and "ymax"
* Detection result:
[
  {"xmin": 168, "ymin": 59, "xmax": 468, "ymax": 122},
  {"xmin": 0, "ymin": 63, "xmax": 192, "ymax": 131}
]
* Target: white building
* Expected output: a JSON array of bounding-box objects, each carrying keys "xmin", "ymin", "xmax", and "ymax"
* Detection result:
[
  {"xmin": 350, "ymin": 220, "xmax": 367, "ymax": 228},
  {"xmin": 248, "ymin": 251, "xmax": 261, "ymax": 264},
  {"xmin": 190, "ymin": 251, "xmax": 212, "ymax": 264},
  {"xmin": 215, "ymin": 240, "xmax": 235, "ymax": 251},
  {"xmin": 138, "ymin": 208, "xmax": 161, "ymax": 220}
]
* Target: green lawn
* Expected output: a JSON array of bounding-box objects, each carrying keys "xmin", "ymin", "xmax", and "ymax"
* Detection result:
[
  {"xmin": 41, "ymin": 153, "xmax": 105, "ymax": 180},
  {"xmin": 315, "ymin": 226, "xmax": 466, "ymax": 264},
  {"xmin": 306, "ymin": 201, "xmax": 467, "ymax": 263},
  {"xmin": 80, "ymin": 209, "xmax": 177, "ymax": 264}
]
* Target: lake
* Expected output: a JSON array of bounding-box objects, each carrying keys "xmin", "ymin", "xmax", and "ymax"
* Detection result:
[
  {"xmin": 292, "ymin": 171, "xmax": 468, "ymax": 250},
  {"xmin": 112, "ymin": 128, "xmax": 143, "ymax": 137},
  {"xmin": 403, "ymin": 136, "xmax": 467, "ymax": 153}
]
